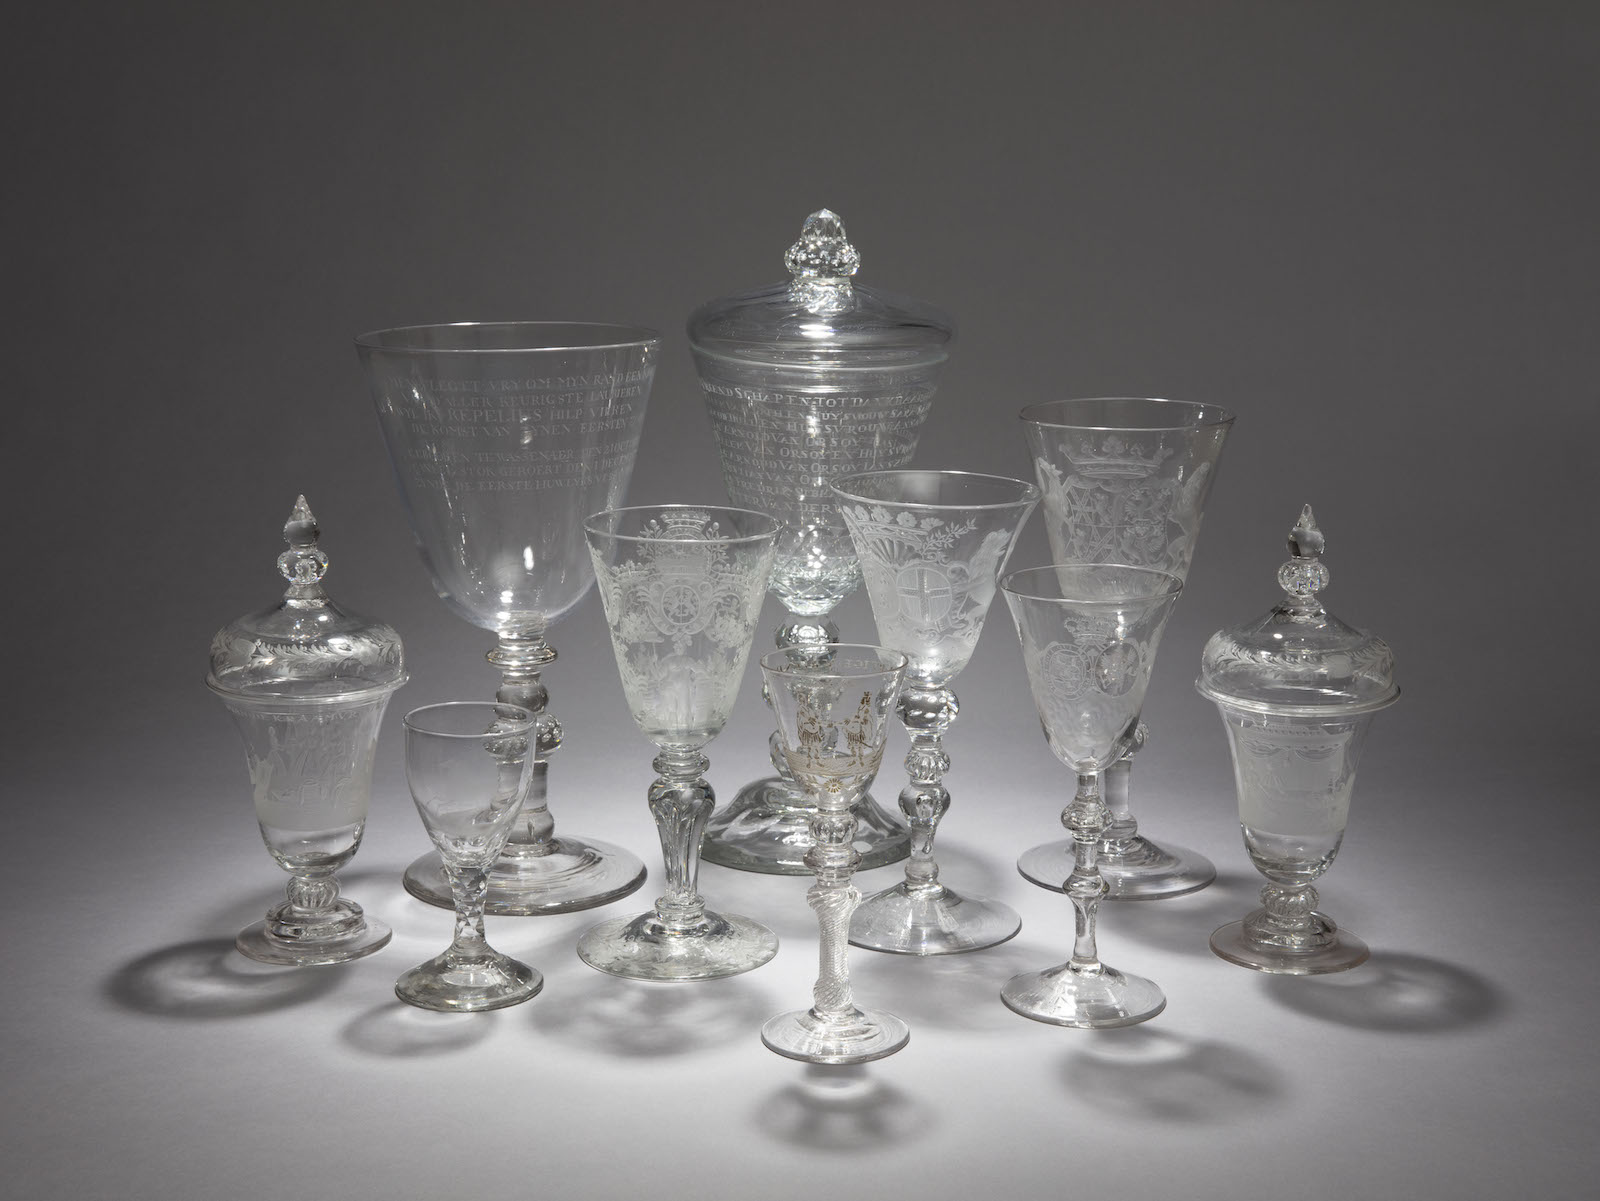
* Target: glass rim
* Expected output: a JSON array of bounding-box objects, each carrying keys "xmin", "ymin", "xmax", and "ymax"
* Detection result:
[
  {"xmin": 1018, "ymin": 397, "xmax": 1236, "ymax": 432},
  {"xmin": 354, "ymin": 320, "xmax": 660, "ymax": 354},
  {"xmin": 583, "ymin": 504, "xmax": 780, "ymax": 546},
  {"xmin": 402, "ymin": 700, "xmax": 536, "ymax": 738},
  {"xmin": 828, "ymin": 469, "xmax": 1041, "ymax": 512},
  {"xmin": 1000, "ymin": 563, "xmax": 1184, "ymax": 605},
  {"xmin": 759, "ymin": 643, "xmax": 909, "ymax": 679}
]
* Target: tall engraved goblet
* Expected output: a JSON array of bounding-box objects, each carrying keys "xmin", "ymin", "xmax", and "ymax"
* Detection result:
[
  {"xmin": 359, "ymin": 322, "xmax": 657, "ymax": 914},
  {"xmin": 1001, "ymin": 565, "xmax": 1182, "ymax": 1028},
  {"xmin": 831, "ymin": 470, "xmax": 1038, "ymax": 955},
  {"xmin": 1019, "ymin": 398, "xmax": 1233, "ymax": 900},
  {"xmin": 690, "ymin": 209, "xmax": 954, "ymax": 874},
  {"xmin": 396, "ymin": 702, "xmax": 541, "ymax": 1011},
  {"xmin": 759, "ymin": 645, "xmax": 909, "ymax": 1063},
  {"xmin": 577, "ymin": 506, "xmax": 781, "ymax": 981}
]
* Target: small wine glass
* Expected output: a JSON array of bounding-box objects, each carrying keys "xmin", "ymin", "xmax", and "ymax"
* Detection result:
[
  {"xmin": 577, "ymin": 505, "xmax": 780, "ymax": 981},
  {"xmin": 396, "ymin": 702, "xmax": 542, "ymax": 1012},
  {"xmin": 1000, "ymin": 565, "xmax": 1183, "ymax": 1028},
  {"xmin": 759, "ymin": 645, "xmax": 909, "ymax": 1064}
]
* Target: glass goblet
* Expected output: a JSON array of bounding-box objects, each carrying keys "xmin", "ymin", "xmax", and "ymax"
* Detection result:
[
  {"xmin": 1000, "ymin": 565, "xmax": 1183, "ymax": 1028},
  {"xmin": 759, "ymin": 645, "xmax": 909, "ymax": 1064},
  {"xmin": 577, "ymin": 506, "xmax": 781, "ymax": 981},
  {"xmin": 1018, "ymin": 397, "xmax": 1233, "ymax": 900},
  {"xmin": 396, "ymin": 702, "xmax": 542, "ymax": 1012},
  {"xmin": 359, "ymin": 322, "xmax": 657, "ymax": 915},
  {"xmin": 831, "ymin": 469, "xmax": 1039, "ymax": 955}
]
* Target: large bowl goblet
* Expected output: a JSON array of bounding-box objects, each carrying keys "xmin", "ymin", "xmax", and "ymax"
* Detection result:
[
  {"xmin": 759, "ymin": 645, "xmax": 910, "ymax": 1063},
  {"xmin": 397, "ymin": 702, "xmax": 541, "ymax": 1012},
  {"xmin": 1000, "ymin": 565, "xmax": 1183, "ymax": 1028},
  {"xmin": 691, "ymin": 209, "xmax": 954, "ymax": 875},
  {"xmin": 577, "ymin": 505, "xmax": 781, "ymax": 981},
  {"xmin": 359, "ymin": 322, "xmax": 657, "ymax": 915},
  {"xmin": 1018, "ymin": 398, "xmax": 1233, "ymax": 901},
  {"xmin": 831, "ymin": 470, "xmax": 1039, "ymax": 955}
]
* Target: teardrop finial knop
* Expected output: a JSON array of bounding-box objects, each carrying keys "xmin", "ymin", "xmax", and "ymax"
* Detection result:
[
  {"xmin": 785, "ymin": 208, "xmax": 861, "ymax": 280},
  {"xmin": 1277, "ymin": 503, "xmax": 1329, "ymax": 609},
  {"xmin": 278, "ymin": 494, "xmax": 329, "ymax": 592}
]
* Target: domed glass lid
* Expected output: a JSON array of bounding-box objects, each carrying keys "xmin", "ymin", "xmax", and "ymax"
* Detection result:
[
  {"xmin": 687, "ymin": 208, "xmax": 955, "ymax": 367},
  {"xmin": 207, "ymin": 497, "xmax": 406, "ymax": 701},
  {"xmin": 1197, "ymin": 506, "xmax": 1397, "ymax": 715}
]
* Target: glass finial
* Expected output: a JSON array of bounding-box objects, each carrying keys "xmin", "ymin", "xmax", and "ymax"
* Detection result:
[
  {"xmin": 1277, "ymin": 504, "xmax": 1329, "ymax": 610},
  {"xmin": 277, "ymin": 494, "xmax": 329, "ymax": 595},
  {"xmin": 785, "ymin": 208, "xmax": 861, "ymax": 280}
]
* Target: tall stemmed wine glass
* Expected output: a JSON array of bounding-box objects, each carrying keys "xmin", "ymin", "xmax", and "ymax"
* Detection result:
[
  {"xmin": 1001, "ymin": 565, "xmax": 1182, "ymax": 1028},
  {"xmin": 577, "ymin": 505, "xmax": 781, "ymax": 980},
  {"xmin": 831, "ymin": 470, "xmax": 1038, "ymax": 955},
  {"xmin": 1019, "ymin": 398, "xmax": 1233, "ymax": 900},
  {"xmin": 397, "ymin": 702, "xmax": 541, "ymax": 1012},
  {"xmin": 759, "ymin": 645, "xmax": 909, "ymax": 1063},
  {"xmin": 359, "ymin": 322, "xmax": 657, "ymax": 914}
]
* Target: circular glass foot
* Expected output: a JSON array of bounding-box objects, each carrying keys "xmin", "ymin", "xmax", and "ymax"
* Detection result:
[
  {"xmin": 848, "ymin": 881, "xmax": 1021, "ymax": 955},
  {"xmin": 403, "ymin": 836, "xmax": 646, "ymax": 915},
  {"xmin": 1210, "ymin": 917, "xmax": 1370, "ymax": 975},
  {"xmin": 761, "ymin": 1006, "xmax": 910, "ymax": 1064},
  {"xmin": 577, "ymin": 909, "xmax": 779, "ymax": 981},
  {"xmin": 394, "ymin": 950, "xmax": 543, "ymax": 1012},
  {"xmin": 236, "ymin": 915, "xmax": 391, "ymax": 967},
  {"xmin": 1017, "ymin": 836, "xmax": 1215, "ymax": 900},
  {"xmin": 1000, "ymin": 962, "xmax": 1166, "ymax": 1028},
  {"xmin": 701, "ymin": 777, "xmax": 909, "ymax": 874}
]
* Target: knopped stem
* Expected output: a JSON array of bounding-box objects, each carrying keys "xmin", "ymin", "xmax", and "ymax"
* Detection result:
[
  {"xmin": 1063, "ymin": 771, "xmax": 1109, "ymax": 972},
  {"xmin": 648, "ymin": 747, "xmax": 715, "ymax": 933},
  {"xmin": 1245, "ymin": 881, "xmax": 1337, "ymax": 952},
  {"xmin": 488, "ymin": 633, "xmax": 561, "ymax": 855},
  {"xmin": 804, "ymin": 795, "xmax": 864, "ymax": 1023},
  {"xmin": 1099, "ymin": 722, "xmax": 1146, "ymax": 857},
  {"xmin": 897, "ymin": 686, "xmax": 958, "ymax": 896}
]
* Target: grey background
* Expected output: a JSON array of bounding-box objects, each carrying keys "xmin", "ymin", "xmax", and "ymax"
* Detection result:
[{"xmin": 5, "ymin": 3, "xmax": 1594, "ymax": 1199}]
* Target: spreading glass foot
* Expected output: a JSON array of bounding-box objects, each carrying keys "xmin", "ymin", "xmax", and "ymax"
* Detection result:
[
  {"xmin": 761, "ymin": 1007, "xmax": 910, "ymax": 1065},
  {"xmin": 1210, "ymin": 912, "xmax": 1370, "ymax": 976},
  {"xmin": 1000, "ymin": 962, "xmax": 1167, "ymax": 1029},
  {"xmin": 848, "ymin": 883, "xmax": 1020, "ymax": 956},
  {"xmin": 700, "ymin": 777, "xmax": 908, "ymax": 874},
  {"xmin": 236, "ymin": 906, "xmax": 391, "ymax": 967},
  {"xmin": 1018, "ymin": 835, "xmax": 1215, "ymax": 900},
  {"xmin": 578, "ymin": 910, "xmax": 778, "ymax": 982},
  {"xmin": 395, "ymin": 948, "xmax": 543, "ymax": 1012},
  {"xmin": 403, "ymin": 837, "xmax": 646, "ymax": 916}
]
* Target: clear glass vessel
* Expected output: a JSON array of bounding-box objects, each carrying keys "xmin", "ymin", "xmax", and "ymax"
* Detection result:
[
  {"xmin": 1001, "ymin": 565, "xmax": 1183, "ymax": 1028},
  {"xmin": 207, "ymin": 496, "xmax": 406, "ymax": 966},
  {"xmin": 830, "ymin": 470, "xmax": 1038, "ymax": 955},
  {"xmin": 1197, "ymin": 506, "xmax": 1398, "ymax": 974},
  {"xmin": 358, "ymin": 322, "xmax": 658, "ymax": 915},
  {"xmin": 1018, "ymin": 398, "xmax": 1234, "ymax": 900},
  {"xmin": 759, "ymin": 645, "xmax": 910, "ymax": 1063},
  {"xmin": 689, "ymin": 209, "xmax": 954, "ymax": 874},
  {"xmin": 396, "ymin": 702, "xmax": 542, "ymax": 1011},
  {"xmin": 577, "ymin": 505, "xmax": 781, "ymax": 981}
]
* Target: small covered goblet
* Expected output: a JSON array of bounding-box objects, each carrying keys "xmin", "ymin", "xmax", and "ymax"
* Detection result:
[{"xmin": 1197, "ymin": 506, "xmax": 1398, "ymax": 974}]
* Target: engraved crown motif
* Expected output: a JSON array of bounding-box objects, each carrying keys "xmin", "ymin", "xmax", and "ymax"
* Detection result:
[{"xmin": 1064, "ymin": 437, "xmax": 1174, "ymax": 478}]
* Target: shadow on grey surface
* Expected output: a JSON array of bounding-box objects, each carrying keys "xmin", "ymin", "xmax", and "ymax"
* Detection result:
[
  {"xmin": 106, "ymin": 938, "xmax": 341, "ymax": 1019},
  {"xmin": 1097, "ymin": 871, "xmax": 1263, "ymax": 958},
  {"xmin": 1261, "ymin": 951, "xmax": 1502, "ymax": 1033},
  {"xmin": 530, "ymin": 969, "xmax": 775, "ymax": 1057},
  {"xmin": 753, "ymin": 1065, "xmax": 931, "ymax": 1153},
  {"xmin": 851, "ymin": 939, "xmax": 1040, "ymax": 1032},
  {"xmin": 341, "ymin": 1000, "xmax": 492, "ymax": 1057},
  {"xmin": 1061, "ymin": 1027, "xmax": 1283, "ymax": 1123}
]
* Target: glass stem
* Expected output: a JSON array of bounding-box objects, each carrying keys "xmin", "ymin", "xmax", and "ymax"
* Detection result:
[
  {"xmin": 445, "ymin": 864, "xmax": 493, "ymax": 965},
  {"xmin": 649, "ymin": 747, "xmax": 714, "ymax": 932},
  {"xmin": 898, "ymin": 686, "xmax": 957, "ymax": 896},
  {"xmin": 805, "ymin": 794, "xmax": 862, "ymax": 1023},
  {"xmin": 1099, "ymin": 721, "xmax": 1146, "ymax": 857},
  {"xmin": 488, "ymin": 633, "xmax": 560, "ymax": 855},
  {"xmin": 1064, "ymin": 771, "xmax": 1109, "ymax": 972}
]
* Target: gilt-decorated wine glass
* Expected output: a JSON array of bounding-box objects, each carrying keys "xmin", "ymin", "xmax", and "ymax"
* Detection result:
[
  {"xmin": 759, "ymin": 645, "xmax": 909, "ymax": 1063},
  {"xmin": 577, "ymin": 505, "xmax": 781, "ymax": 981},
  {"xmin": 831, "ymin": 470, "xmax": 1038, "ymax": 955},
  {"xmin": 1019, "ymin": 398, "xmax": 1232, "ymax": 900},
  {"xmin": 396, "ymin": 702, "xmax": 541, "ymax": 1012},
  {"xmin": 1001, "ymin": 565, "xmax": 1182, "ymax": 1028},
  {"xmin": 359, "ymin": 322, "xmax": 657, "ymax": 915}
]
